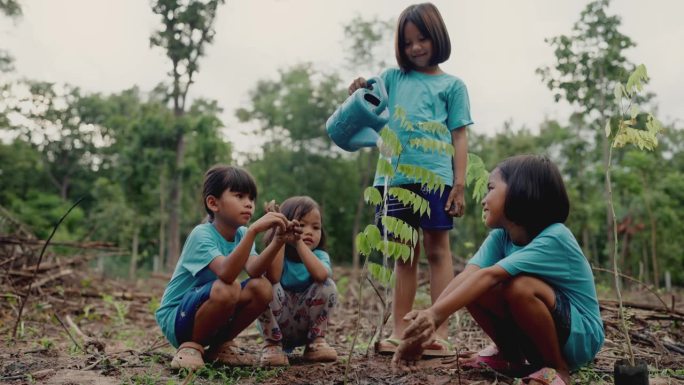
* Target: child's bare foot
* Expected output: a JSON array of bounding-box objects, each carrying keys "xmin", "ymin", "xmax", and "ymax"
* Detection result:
[{"xmin": 303, "ymin": 337, "xmax": 337, "ymax": 362}]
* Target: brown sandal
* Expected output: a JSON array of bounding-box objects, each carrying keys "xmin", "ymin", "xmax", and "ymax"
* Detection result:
[
  {"xmin": 303, "ymin": 339, "xmax": 337, "ymax": 362},
  {"xmin": 170, "ymin": 341, "xmax": 205, "ymax": 370},
  {"xmin": 206, "ymin": 340, "xmax": 257, "ymax": 366},
  {"xmin": 259, "ymin": 344, "xmax": 289, "ymax": 366}
]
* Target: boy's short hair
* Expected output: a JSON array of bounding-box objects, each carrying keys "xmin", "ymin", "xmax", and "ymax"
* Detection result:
[
  {"xmin": 498, "ymin": 155, "xmax": 570, "ymax": 236},
  {"xmin": 203, "ymin": 165, "xmax": 258, "ymax": 220},
  {"xmin": 395, "ymin": 2, "xmax": 451, "ymax": 72}
]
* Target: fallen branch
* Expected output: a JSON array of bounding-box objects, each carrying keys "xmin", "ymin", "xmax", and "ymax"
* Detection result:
[
  {"xmin": 53, "ymin": 312, "xmax": 85, "ymax": 353},
  {"xmin": 12, "ymin": 197, "xmax": 85, "ymax": 338},
  {"xmin": 32, "ymin": 268, "xmax": 72, "ymax": 289}
]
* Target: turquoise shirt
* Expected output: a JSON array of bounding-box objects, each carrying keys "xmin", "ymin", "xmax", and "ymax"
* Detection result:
[
  {"xmin": 374, "ymin": 68, "xmax": 473, "ymax": 187},
  {"xmin": 155, "ymin": 223, "xmax": 257, "ymax": 347},
  {"xmin": 281, "ymin": 249, "xmax": 332, "ymax": 292},
  {"xmin": 468, "ymin": 223, "xmax": 604, "ymax": 370}
]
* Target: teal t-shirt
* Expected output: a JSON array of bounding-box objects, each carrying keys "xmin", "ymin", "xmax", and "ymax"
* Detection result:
[
  {"xmin": 467, "ymin": 223, "xmax": 604, "ymax": 370},
  {"xmin": 155, "ymin": 223, "xmax": 257, "ymax": 347},
  {"xmin": 374, "ymin": 67, "xmax": 473, "ymax": 187},
  {"xmin": 280, "ymin": 249, "xmax": 332, "ymax": 292}
]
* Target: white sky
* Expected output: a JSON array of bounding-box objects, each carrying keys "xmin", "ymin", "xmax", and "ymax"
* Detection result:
[{"xmin": 2, "ymin": 0, "xmax": 682, "ymax": 160}]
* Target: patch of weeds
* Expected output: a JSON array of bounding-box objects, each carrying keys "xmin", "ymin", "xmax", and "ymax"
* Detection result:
[
  {"xmin": 653, "ymin": 368, "xmax": 684, "ymax": 379},
  {"xmin": 102, "ymin": 294, "xmax": 129, "ymax": 324},
  {"xmin": 413, "ymin": 290, "xmax": 431, "ymax": 308},
  {"xmin": 116, "ymin": 328, "xmax": 146, "ymax": 349},
  {"xmin": 148, "ymin": 296, "xmax": 161, "ymax": 315},
  {"xmin": 124, "ymin": 373, "xmax": 162, "ymax": 385},
  {"xmin": 80, "ymin": 277, "xmax": 92, "ymax": 289},
  {"xmin": 176, "ymin": 365, "xmax": 285, "ymax": 385},
  {"xmin": 77, "ymin": 304, "xmax": 101, "ymax": 322},
  {"xmin": 37, "ymin": 337, "xmax": 54, "ymax": 349},
  {"xmin": 576, "ymin": 366, "xmax": 611, "ymax": 384},
  {"xmin": 337, "ymin": 276, "xmax": 349, "ymax": 298}
]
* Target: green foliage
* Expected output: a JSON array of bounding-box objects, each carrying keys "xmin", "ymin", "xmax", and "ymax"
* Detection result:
[
  {"xmin": 388, "ymin": 187, "xmax": 430, "ymax": 217},
  {"xmin": 408, "ymin": 138, "xmax": 455, "ymax": 156},
  {"xmin": 375, "ymin": 157, "xmax": 395, "ymax": 178},
  {"xmin": 380, "ymin": 216, "xmax": 418, "ymax": 247},
  {"xmin": 465, "ymin": 153, "xmax": 489, "ymax": 203},
  {"xmin": 102, "ymin": 294, "xmax": 129, "ymax": 325},
  {"xmin": 397, "ymin": 165, "xmax": 446, "ymax": 195},
  {"xmin": 379, "ymin": 126, "xmax": 402, "ymax": 157},
  {"xmin": 368, "ymin": 262, "xmax": 393, "ymax": 286},
  {"xmin": 363, "ymin": 186, "xmax": 383, "ymax": 206},
  {"xmin": 0, "ymin": 0, "xmax": 21, "ymax": 17},
  {"xmin": 609, "ymin": 65, "xmax": 663, "ymax": 150}
]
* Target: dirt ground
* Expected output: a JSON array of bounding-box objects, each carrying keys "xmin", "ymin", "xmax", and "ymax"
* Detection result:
[{"xmin": 2, "ymin": 256, "xmax": 683, "ymax": 385}]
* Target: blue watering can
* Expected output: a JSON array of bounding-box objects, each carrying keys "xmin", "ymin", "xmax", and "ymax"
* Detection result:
[{"xmin": 326, "ymin": 77, "xmax": 389, "ymax": 152}]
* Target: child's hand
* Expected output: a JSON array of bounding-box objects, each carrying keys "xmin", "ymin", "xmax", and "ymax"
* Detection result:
[
  {"xmin": 276, "ymin": 220, "xmax": 302, "ymax": 244},
  {"xmin": 445, "ymin": 185, "xmax": 465, "ymax": 217},
  {"xmin": 348, "ymin": 77, "xmax": 368, "ymax": 95},
  {"xmin": 250, "ymin": 212, "xmax": 289, "ymax": 235},
  {"xmin": 391, "ymin": 309, "xmax": 437, "ymax": 371},
  {"xmin": 264, "ymin": 200, "xmax": 280, "ymax": 213}
]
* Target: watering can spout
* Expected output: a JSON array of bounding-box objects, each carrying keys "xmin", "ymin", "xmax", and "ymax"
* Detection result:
[{"xmin": 326, "ymin": 77, "xmax": 389, "ymax": 152}]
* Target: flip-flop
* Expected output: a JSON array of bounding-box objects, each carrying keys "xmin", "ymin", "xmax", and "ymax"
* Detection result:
[
  {"xmin": 513, "ymin": 367, "xmax": 568, "ymax": 385},
  {"xmin": 422, "ymin": 337, "xmax": 456, "ymax": 357},
  {"xmin": 461, "ymin": 345, "xmax": 534, "ymax": 377},
  {"xmin": 375, "ymin": 338, "xmax": 400, "ymax": 355}
]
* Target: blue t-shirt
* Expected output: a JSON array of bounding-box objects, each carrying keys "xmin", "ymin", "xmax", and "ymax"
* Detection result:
[
  {"xmin": 468, "ymin": 223, "xmax": 604, "ymax": 369},
  {"xmin": 280, "ymin": 249, "xmax": 332, "ymax": 292},
  {"xmin": 374, "ymin": 68, "xmax": 474, "ymax": 187},
  {"xmin": 155, "ymin": 223, "xmax": 257, "ymax": 347}
]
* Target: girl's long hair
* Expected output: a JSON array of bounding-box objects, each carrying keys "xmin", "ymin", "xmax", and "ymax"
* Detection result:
[{"xmin": 497, "ymin": 155, "xmax": 569, "ymax": 238}]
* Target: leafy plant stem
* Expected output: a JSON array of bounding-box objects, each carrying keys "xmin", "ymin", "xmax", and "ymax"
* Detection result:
[{"xmin": 607, "ymin": 131, "xmax": 635, "ymax": 366}]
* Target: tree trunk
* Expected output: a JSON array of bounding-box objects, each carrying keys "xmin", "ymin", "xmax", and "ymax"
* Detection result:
[
  {"xmin": 165, "ymin": 63, "xmax": 185, "ymax": 272},
  {"xmin": 129, "ymin": 226, "xmax": 140, "ymax": 280},
  {"xmin": 166, "ymin": 132, "xmax": 185, "ymax": 271},
  {"xmin": 158, "ymin": 172, "xmax": 166, "ymax": 273},
  {"xmin": 642, "ymin": 188, "xmax": 659, "ymax": 289}
]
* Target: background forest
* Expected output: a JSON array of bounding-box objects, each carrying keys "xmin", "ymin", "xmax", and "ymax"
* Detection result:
[{"xmin": 1, "ymin": 0, "xmax": 682, "ymax": 290}]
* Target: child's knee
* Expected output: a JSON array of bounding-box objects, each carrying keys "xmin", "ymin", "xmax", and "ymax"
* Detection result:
[
  {"xmin": 502, "ymin": 276, "xmax": 536, "ymax": 303},
  {"xmin": 318, "ymin": 278, "xmax": 337, "ymax": 296},
  {"xmin": 245, "ymin": 277, "xmax": 273, "ymax": 304},
  {"xmin": 211, "ymin": 279, "xmax": 241, "ymax": 305}
]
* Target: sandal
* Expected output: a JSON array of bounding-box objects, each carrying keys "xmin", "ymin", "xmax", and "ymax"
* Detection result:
[
  {"xmin": 205, "ymin": 340, "xmax": 257, "ymax": 366},
  {"xmin": 513, "ymin": 367, "xmax": 568, "ymax": 385},
  {"xmin": 303, "ymin": 339, "xmax": 337, "ymax": 362},
  {"xmin": 259, "ymin": 343, "xmax": 289, "ymax": 367},
  {"xmin": 422, "ymin": 337, "xmax": 456, "ymax": 357},
  {"xmin": 460, "ymin": 344, "xmax": 534, "ymax": 377},
  {"xmin": 375, "ymin": 338, "xmax": 400, "ymax": 355},
  {"xmin": 170, "ymin": 341, "xmax": 205, "ymax": 370}
]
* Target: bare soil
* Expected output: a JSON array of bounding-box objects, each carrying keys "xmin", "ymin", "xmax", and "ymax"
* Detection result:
[{"xmin": 2, "ymin": 254, "xmax": 683, "ymax": 384}]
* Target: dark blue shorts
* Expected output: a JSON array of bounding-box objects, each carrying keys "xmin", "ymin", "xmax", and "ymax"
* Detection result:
[
  {"xmin": 374, "ymin": 183, "xmax": 454, "ymax": 231},
  {"xmin": 551, "ymin": 289, "xmax": 571, "ymax": 347},
  {"xmin": 174, "ymin": 278, "xmax": 250, "ymax": 345}
]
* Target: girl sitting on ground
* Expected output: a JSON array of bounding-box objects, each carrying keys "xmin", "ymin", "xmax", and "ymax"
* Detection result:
[{"xmin": 393, "ymin": 155, "xmax": 604, "ymax": 385}]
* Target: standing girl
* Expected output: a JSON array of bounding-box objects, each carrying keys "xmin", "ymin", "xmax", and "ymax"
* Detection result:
[
  {"xmin": 348, "ymin": 2, "xmax": 473, "ymax": 357},
  {"xmin": 257, "ymin": 196, "xmax": 338, "ymax": 366},
  {"xmin": 394, "ymin": 155, "xmax": 605, "ymax": 385},
  {"xmin": 155, "ymin": 165, "xmax": 299, "ymax": 369}
]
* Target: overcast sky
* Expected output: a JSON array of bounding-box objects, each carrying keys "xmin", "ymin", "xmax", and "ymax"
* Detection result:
[{"xmin": 2, "ymin": 0, "xmax": 682, "ymax": 160}]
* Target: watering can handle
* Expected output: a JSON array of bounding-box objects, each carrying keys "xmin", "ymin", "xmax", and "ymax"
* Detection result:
[{"xmin": 366, "ymin": 76, "xmax": 388, "ymax": 111}]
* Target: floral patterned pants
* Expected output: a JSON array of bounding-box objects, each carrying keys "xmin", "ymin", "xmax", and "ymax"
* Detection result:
[{"xmin": 257, "ymin": 278, "xmax": 337, "ymax": 348}]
